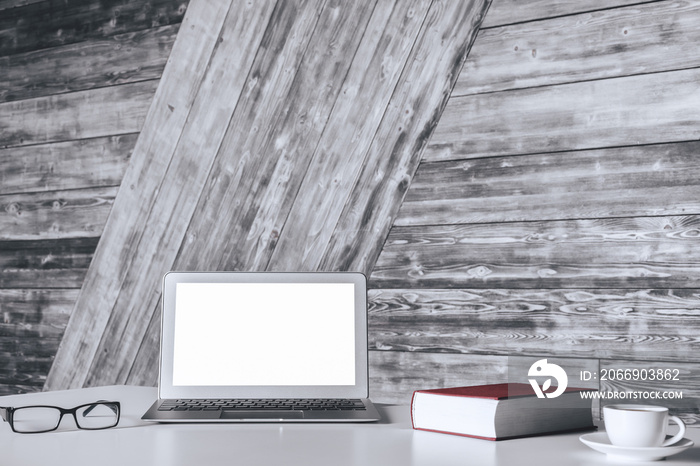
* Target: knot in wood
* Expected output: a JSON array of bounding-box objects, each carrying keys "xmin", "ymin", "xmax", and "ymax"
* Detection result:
[
  {"xmin": 467, "ymin": 265, "xmax": 492, "ymax": 279},
  {"xmin": 6, "ymin": 202, "xmax": 20, "ymax": 214}
]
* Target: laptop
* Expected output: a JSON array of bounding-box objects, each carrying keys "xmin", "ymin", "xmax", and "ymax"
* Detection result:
[{"xmin": 142, "ymin": 271, "xmax": 381, "ymax": 422}]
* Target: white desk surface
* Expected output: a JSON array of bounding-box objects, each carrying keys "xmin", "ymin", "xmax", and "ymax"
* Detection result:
[{"xmin": 0, "ymin": 385, "xmax": 697, "ymax": 466}]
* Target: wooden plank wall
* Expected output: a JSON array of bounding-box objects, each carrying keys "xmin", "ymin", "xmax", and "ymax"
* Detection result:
[
  {"xmin": 45, "ymin": 0, "xmax": 490, "ymax": 391},
  {"xmin": 371, "ymin": 0, "xmax": 700, "ymax": 422},
  {"xmin": 0, "ymin": 0, "xmax": 186, "ymax": 394}
]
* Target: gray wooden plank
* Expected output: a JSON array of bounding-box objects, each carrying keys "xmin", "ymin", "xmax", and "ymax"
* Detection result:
[
  {"xmin": 1, "ymin": 24, "xmax": 178, "ymax": 103},
  {"xmin": 0, "ymin": 134, "xmax": 135, "ymax": 196},
  {"xmin": 481, "ymin": 0, "xmax": 655, "ymax": 28},
  {"xmin": 0, "ymin": 287, "xmax": 78, "ymax": 308},
  {"xmin": 0, "ymin": 0, "xmax": 42, "ymax": 11},
  {"xmin": 424, "ymin": 68, "xmax": 700, "ymax": 162},
  {"xmin": 319, "ymin": 0, "xmax": 492, "ymax": 274},
  {"xmin": 0, "ymin": 339, "xmax": 65, "ymax": 359},
  {"xmin": 0, "ymin": 384, "xmax": 43, "ymax": 396},
  {"xmin": 125, "ymin": 305, "xmax": 160, "ymax": 388},
  {"xmin": 369, "ymin": 350, "xmax": 508, "ymax": 404},
  {"xmin": 371, "ymin": 216, "xmax": 700, "ymax": 289},
  {"xmin": 45, "ymin": 0, "xmax": 277, "ymax": 390},
  {"xmin": 0, "ymin": 0, "xmax": 186, "ymax": 55},
  {"xmin": 0, "ymin": 187, "xmax": 116, "ymax": 240},
  {"xmin": 367, "ymin": 288, "xmax": 700, "ymax": 362},
  {"xmin": 266, "ymin": 0, "xmax": 432, "ymax": 271},
  {"xmin": 104, "ymin": 0, "xmax": 343, "ymax": 387},
  {"xmin": 175, "ymin": 0, "xmax": 377, "ymax": 274},
  {"xmin": 127, "ymin": 0, "xmax": 438, "ymax": 385},
  {"xmin": 0, "ymin": 288, "xmax": 77, "ymax": 331},
  {"xmin": 124, "ymin": 0, "xmax": 374, "ymax": 386},
  {"xmin": 600, "ymin": 360, "xmax": 700, "ymax": 424},
  {"xmin": 0, "ymin": 289, "xmax": 76, "ymax": 391},
  {"xmin": 0, "ymin": 80, "xmax": 157, "ymax": 149},
  {"xmin": 397, "ymin": 142, "xmax": 700, "ymax": 226},
  {"xmin": 459, "ymin": 1, "xmax": 700, "ymax": 96},
  {"xmin": 0, "ymin": 345, "xmax": 66, "ymax": 391},
  {"xmin": 0, "ymin": 238, "xmax": 97, "ymax": 288}
]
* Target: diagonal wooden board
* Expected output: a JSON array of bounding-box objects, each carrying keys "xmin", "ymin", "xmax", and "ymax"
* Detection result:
[
  {"xmin": 45, "ymin": 0, "xmax": 490, "ymax": 390},
  {"xmin": 318, "ymin": 0, "xmax": 490, "ymax": 274},
  {"xmin": 45, "ymin": 0, "xmax": 274, "ymax": 390}
]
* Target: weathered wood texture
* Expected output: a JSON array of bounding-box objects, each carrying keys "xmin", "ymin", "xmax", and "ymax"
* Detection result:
[
  {"xmin": 0, "ymin": 0, "xmax": 42, "ymax": 11},
  {"xmin": 266, "ymin": 0, "xmax": 432, "ymax": 271},
  {"xmin": 92, "ymin": 0, "xmax": 354, "ymax": 386},
  {"xmin": 317, "ymin": 0, "xmax": 490, "ymax": 274},
  {"xmin": 373, "ymin": 216, "xmax": 700, "ymax": 289},
  {"xmin": 0, "ymin": 0, "xmax": 186, "ymax": 55},
  {"xmin": 0, "ymin": 289, "xmax": 78, "ymax": 392},
  {"xmin": 369, "ymin": 0, "xmax": 700, "ymax": 414},
  {"xmin": 0, "ymin": 134, "xmax": 134, "ymax": 195},
  {"xmin": 0, "ymin": 187, "xmax": 116, "ymax": 240},
  {"xmin": 481, "ymin": 0, "xmax": 653, "ymax": 27},
  {"xmin": 126, "ymin": 0, "xmax": 434, "ymax": 384},
  {"xmin": 460, "ymin": 1, "xmax": 700, "ymax": 95},
  {"xmin": 369, "ymin": 350, "xmax": 508, "ymax": 404},
  {"xmin": 397, "ymin": 142, "xmax": 700, "ymax": 226},
  {"xmin": 45, "ymin": 0, "xmax": 490, "ymax": 390},
  {"xmin": 425, "ymin": 68, "xmax": 700, "ymax": 162},
  {"xmin": 1, "ymin": 24, "xmax": 178, "ymax": 102},
  {"xmin": 368, "ymin": 289, "xmax": 700, "ymax": 361},
  {"xmin": 46, "ymin": 0, "xmax": 271, "ymax": 390},
  {"xmin": 126, "ymin": 305, "xmax": 161, "ymax": 386},
  {"xmin": 173, "ymin": 0, "xmax": 379, "ymax": 275},
  {"xmin": 0, "ymin": 0, "xmax": 186, "ymax": 395},
  {"xmin": 0, "ymin": 80, "xmax": 156, "ymax": 149},
  {"xmin": 0, "ymin": 238, "xmax": 97, "ymax": 289}
]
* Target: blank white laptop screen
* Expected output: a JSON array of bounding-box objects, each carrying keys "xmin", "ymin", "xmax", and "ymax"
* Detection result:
[{"xmin": 172, "ymin": 282, "xmax": 356, "ymax": 387}]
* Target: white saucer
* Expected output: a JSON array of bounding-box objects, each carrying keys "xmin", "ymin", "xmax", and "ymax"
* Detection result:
[{"xmin": 579, "ymin": 432, "xmax": 694, "ymax": 462}]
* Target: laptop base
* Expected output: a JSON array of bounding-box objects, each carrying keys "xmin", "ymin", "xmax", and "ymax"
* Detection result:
[{"xmin": 142, "ymin": 398, "xmax": 381, "ymax": 422}]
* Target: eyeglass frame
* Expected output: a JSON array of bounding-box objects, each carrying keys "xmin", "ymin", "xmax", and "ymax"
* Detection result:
[{"xmin": 0, "ymin": 400, "xmax": 120, "ymax": 433}]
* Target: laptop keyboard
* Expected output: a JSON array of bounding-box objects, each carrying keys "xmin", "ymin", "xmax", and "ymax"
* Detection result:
[{"xmin": 158, "ymin": 399, "xmax": 367, "ymax": 411}]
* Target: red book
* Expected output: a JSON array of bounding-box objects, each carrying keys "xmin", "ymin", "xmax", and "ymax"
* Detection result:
[{"xmin": 411, "ymin": 383, "xmax": 595, "ymax": 440}]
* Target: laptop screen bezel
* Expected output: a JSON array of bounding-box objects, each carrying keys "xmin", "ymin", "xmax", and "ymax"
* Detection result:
[{"xmin": 158, "ymin": 271, "xmax": 369, "ymax": 400}]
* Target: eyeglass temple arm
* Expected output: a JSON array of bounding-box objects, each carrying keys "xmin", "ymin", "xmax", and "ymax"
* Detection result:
[
  {"xmin": 81, "ymin": 400, "xmax": 119, "ymax": 417},
  {"xmin": 0, "ymin": 407, "xmax": 8, "ymax": 422}
]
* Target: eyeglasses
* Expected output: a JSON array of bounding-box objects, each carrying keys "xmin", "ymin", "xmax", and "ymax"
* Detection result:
[{"xmin": 0, "ymin": 400, "xmax": 120, "ymax": 433}]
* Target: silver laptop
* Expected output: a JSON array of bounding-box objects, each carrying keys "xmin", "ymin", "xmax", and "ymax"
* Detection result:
[{"xmin": 142, "ymin": 271, "xmax": 381, "ymax": 422}]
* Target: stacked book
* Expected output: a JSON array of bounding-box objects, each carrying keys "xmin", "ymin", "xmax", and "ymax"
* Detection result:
[{"xmin": 411, "ymin": 383, "xmax": 596, "ymax": 440}]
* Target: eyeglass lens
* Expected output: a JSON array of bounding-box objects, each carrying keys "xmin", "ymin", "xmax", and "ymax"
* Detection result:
[
  {"xmin": 76, "ymin": 403, "xmax": 119, "ymax": 429},
  {"xmin": 12, "ymin": 407, "xmax": 61, "ymax": 433}
]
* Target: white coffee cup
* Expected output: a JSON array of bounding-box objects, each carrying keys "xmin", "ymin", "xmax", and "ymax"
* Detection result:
[{"xmin": 603, "ymin": 404, "xmax": 686, "ymax": 448}]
